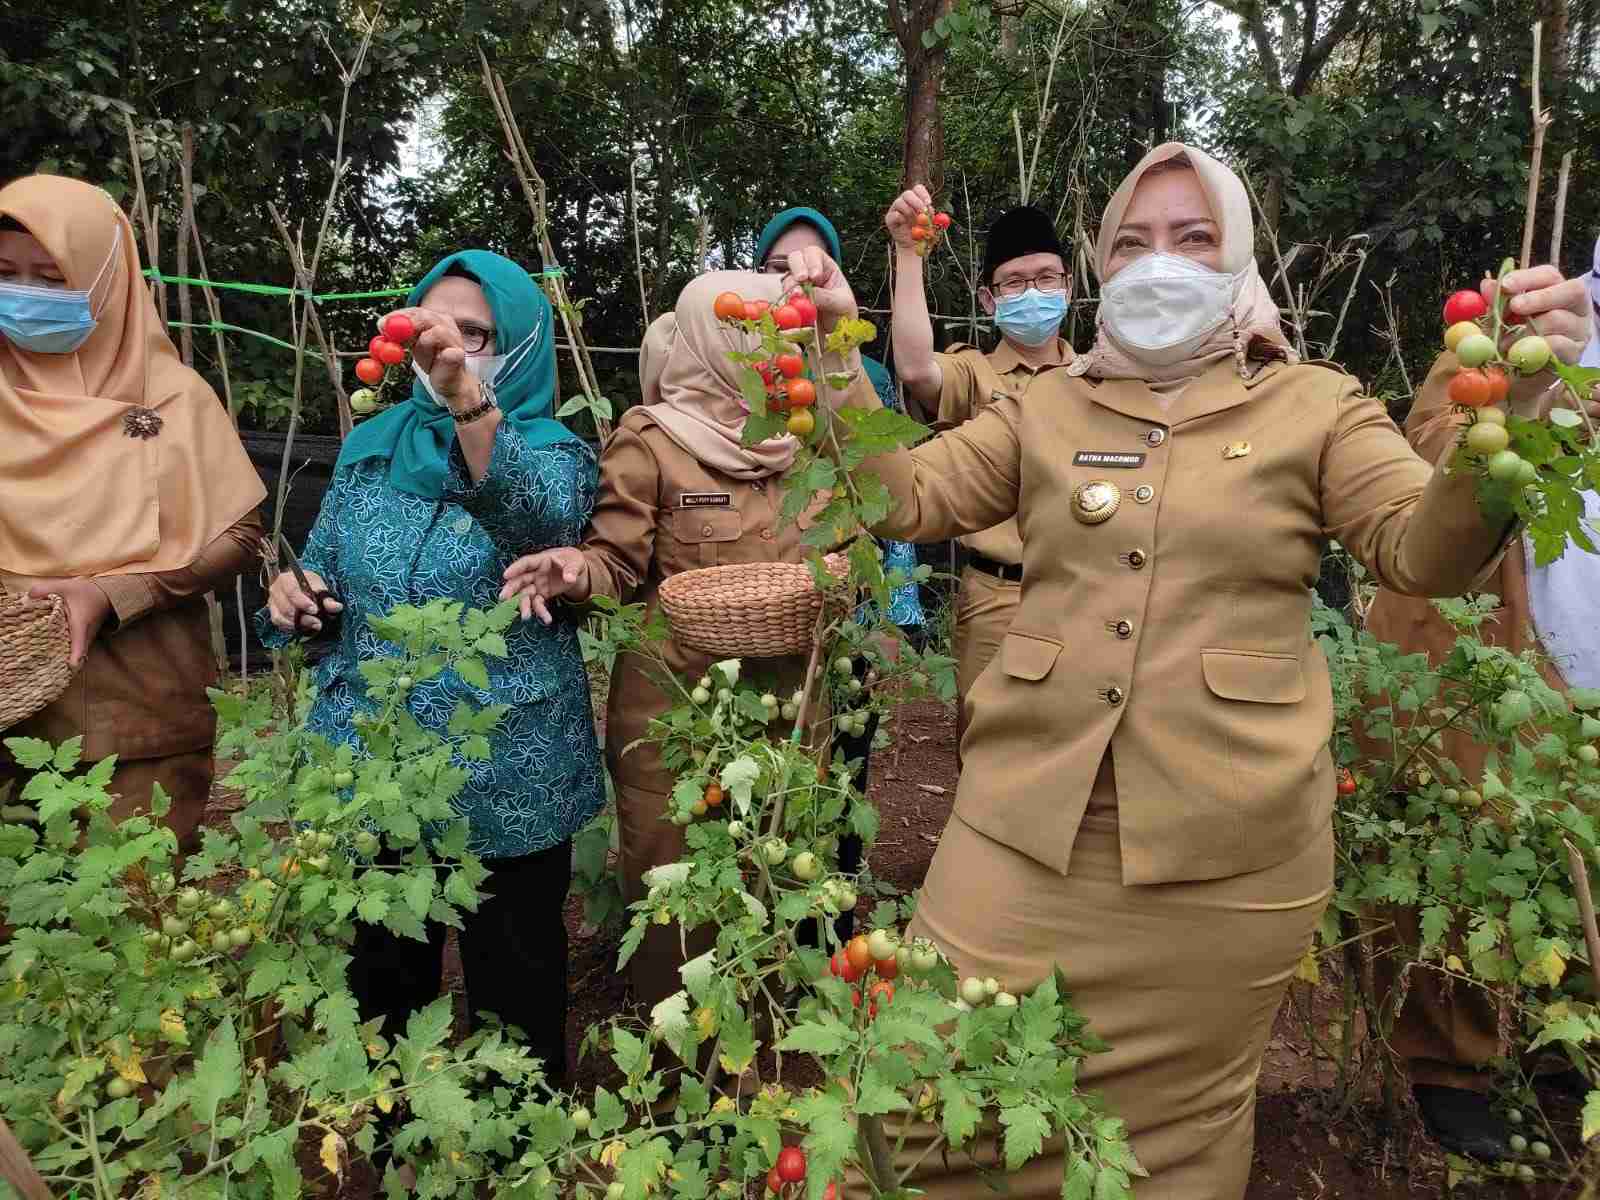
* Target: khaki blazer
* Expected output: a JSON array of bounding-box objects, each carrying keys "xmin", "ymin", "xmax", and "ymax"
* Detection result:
[
  {"xmin": 1362, "ymin": 353, "xmax": 1566, "ymax": 784},
  {"xmin": 934, "ymin": 339, "xmax": 1072, "ymax": 565},
  {"xmin": 581, "ymin": 407, "xmax": 826, "ymax": 795},
  {"xmin": 850, "ymin": 357, "xmax": 1514, "ymax": 884}
]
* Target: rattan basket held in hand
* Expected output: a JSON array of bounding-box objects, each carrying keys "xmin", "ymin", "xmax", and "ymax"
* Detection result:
[
  {"xmin": 0, "ymin": 590, "xmax": 73, "ymax": 732},
  {"xmin": 658, "ymin": 554, "xmax": 851, "ymax": 658}
]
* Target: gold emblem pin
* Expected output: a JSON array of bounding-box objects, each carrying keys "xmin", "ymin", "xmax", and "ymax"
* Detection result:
[
  {"xmin": 1071, "ymin": 479, "xmax": 1122, "ymax": 525},
  {"xmin": 1222, "ymin": 441, "xmax": 1252, "ymax": 460}
]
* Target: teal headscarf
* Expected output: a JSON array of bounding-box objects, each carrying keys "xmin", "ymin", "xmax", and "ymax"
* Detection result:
[
  {"xmin": 754, "ymin": 207, "xmax": 842, "ymax": 267},
  {"xmin": 337, "ymin": 250, "xmax": 581, "ymax": 498}
]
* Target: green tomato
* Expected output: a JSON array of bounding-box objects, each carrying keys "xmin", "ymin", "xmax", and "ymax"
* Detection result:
[
  {"xmin": 716, "ymin": 687, "xmax": 732, "ymax": 703},
  {"xmin": 1515, "ymin": 1164, "xmax": 1535, "ymax": 1183},
  {"xmin": 162, "ymin": 915, "xmax": 189, "ymax": 938},
  {"xmin": 333, "ymin": 769, "xmax": 355, "ymax": 788},
  {"xmin": 228, "ymin": 927, "xmax": 253, "ymax": 948},
  {"xmin": 141, "ymin": 930, "xmax": 165, "ymax": 951},
  {"xmin": 993, "ymin": 991, "xmax": 1018, "ymax": 1007},
  {"xmin": 304, "ymin": 854, "xmax": 330, "ymax": 874},
  {"xmin": 1506, "ymin": 1107, "xmax": 1524, "ymax": 1125},
  {"xmin": 354, "ymin": 831, "xmax": 380, "ymax": 856},
  {"xmin": 1575, "ymin": 744, "xmax": 1599, "ymax": 766},
  {"xmin": 174, "ymin": 887, "xmax": 202, "ymax": 913},
  {"xmin": 1581, "ymin": 716, "xmax": 1600, "ymax": 739},
  {"xmin": 395, "ymin": 674, "xmax": 413, "ymax": 691},
  {"xmin": 152, "ymin": 872, "xmax": 175, "ymax": 894},
  {"xmin": 1514, "ymin": 459, "xmax": 1538, "ymax": 487},
  {"xmin": 833, "ymin": 656, "xmax": 853, "ymax": 677},
  {"xmin": 958, "ymin": 977, "xmax": 988, "ymax": 1007},
  {"xmin": 780, "ymin": 702, "xmax": 799, "ymax": 722},
  {"xmin": 1487, "ymin": 450, "xmax": 1525, "ymax": 482},
  {"xmin": 867, "ymin": 928, "xmax": 898, "ymax": 960},
  {"xmin": 105, "ymin": 1077, "xmax": 134, "ymax": 1100},
  {"xmin": 1509, "ymin": 1133, "xmax": 1528, "ymax": 1153},
  {"xmin": 726, "ymin": 820, "xmax": 746, "ymax": 839},
  {"xmin": 1440, "ymin": 787, "xmax": 1460, "ymax": 805},
  {"xmin": 763, "ymin": 838, "xmax": 788, "ymax": 866},
  {"xmin": 1507, "ymin": 334, "xmax": 1551, "ymax": 375},
  {"xmin": 208, "ymin": 901, "xmax": 232, "ymax": 922},
  {"xmin": 571, "ymin": 1105, "xmax": 591, "ymax": 1132},
  {"xmin": 211, "ymin": 932, "xmax": 233, "ymax": 954},
  {"xmin": 982, "ymin": 976, "xmax": 1000, "ymax": 997},
  {"xmin": 1476, "ymin": 405, "xmax": 1507, "ymax": 426},
  {"xmin": 761, "ymin": 693, "xmax": 779, "ymax": 708},
  {"xmin": 672, "ymin": 810, "xmax": 693, "ymax": 826},
  {"xmin": 1455, "ymin": 333, "xmax": 1497, "ymax": 368},
  {"xmin": 608, "ymin": 1184, "xmax": 626, "ymax": 1200},
  {"xmin": 350, "ymin": 388, "xmax": 378, "ymax": 414},
  {"xmin": 171, "ymin": 939, "xmax": 199, "ymax": 963},
  {"xmin": 792, "ymin": 851, "xmax": 820, "ymax": 881},
  {"xmin": 846, "ymin": 678, "xmax": 862, "ymax": 694},
  {"xmin": 1529, "ymin": 1141, "xmax": 1550, "ymax": 1161},
  {"xmin": 911, "ymin": 944, "xmax": 940, "ymax": 974},
  {"xmin": 1465, "ymin": 421, "xmax": 1510, "ymax": 455},
  {"xmin": 836, "ymin": 884, "xmax": 857, "ymax": 910},
  {"xmin": 1460, "ymin": 789, "xmax": 1483, "ymax": 807},
  {"xmin": 691, "ymin": 687, "xmax": 711, "ymax": 705}
]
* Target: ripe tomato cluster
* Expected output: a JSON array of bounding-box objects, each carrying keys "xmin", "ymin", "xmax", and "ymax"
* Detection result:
[
  {"xmin": 1439, "ymin": 285, "xmax": 1553, "ymax": 486},
  {"xmin": 828, "ymin": 928, "xmax": 942, "ymax": 1015},
  {"xmin": 350, "ymin": 313, "xmax": 417, "ymax": 415},
  {"xmin": 910, "ymin": 208, "xmax": 953, "ymax": 258},
  {"xmin": 765, "ymin": 1147, "xmax": 836, "ymax": 1197},
  {"xmin": 712, "ymin": 288, "xmax": 822, "ymax": 438}
]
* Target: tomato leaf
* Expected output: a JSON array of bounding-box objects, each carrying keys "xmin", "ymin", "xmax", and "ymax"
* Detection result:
[
  {"xmin": 937, "ymin": 1076, "xmax": 982, "ymax": 1147},
  {"xmin": 999, "ymin": 1102, "xmax": 1049, "ymax": 1170},
  {"xmin": 188, "ymin": 1016, "xmax": 242, "ymax": 1127}
]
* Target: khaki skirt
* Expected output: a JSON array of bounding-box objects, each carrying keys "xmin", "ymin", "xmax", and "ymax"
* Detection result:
[{"xmin": 883, "ymin": 809, "xmax": 1333, "ymax": 1200}]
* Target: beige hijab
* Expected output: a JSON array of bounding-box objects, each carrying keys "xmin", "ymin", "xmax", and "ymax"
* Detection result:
[
  {"xmin": 1070, "ymin": 142, "xmax": 1294, "ymax": 386},
  {"xmin": 0, "ymin": 175, "xmax": 265, "ymax": 579},
  {"xmin": 641, "ymin": 270, "xmax": 799, "ymax": 480}
]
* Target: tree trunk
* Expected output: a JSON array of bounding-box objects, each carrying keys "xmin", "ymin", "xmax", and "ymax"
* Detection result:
[{"xmin": 888, "ymin": 0, "xmax": 953, "ymax": 192}]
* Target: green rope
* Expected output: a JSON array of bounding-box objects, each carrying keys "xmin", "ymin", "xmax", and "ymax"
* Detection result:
[
  {"xmin": 141, "ymin": 265, "xmax": 566, "ymax": 303},
  {"xmin": 167, "ymin": 320, "xmax": 326, "ymax": 360}
]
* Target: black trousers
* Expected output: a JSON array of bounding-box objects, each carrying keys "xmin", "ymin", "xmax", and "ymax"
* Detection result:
[{"xmin": 347, "ymin": 839, "xmax": 573, "ymax": 1087}]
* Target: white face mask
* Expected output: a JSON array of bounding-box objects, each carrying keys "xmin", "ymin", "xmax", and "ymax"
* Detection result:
[{"xmin": 1099, "ymin": 251, "xmax": 1237, "ymax": 366}]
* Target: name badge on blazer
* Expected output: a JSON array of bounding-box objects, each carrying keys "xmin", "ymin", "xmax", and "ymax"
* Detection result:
[
  {"xmin": 678, "ymin": 492, "xmax": 732, "ymax": 508},
  {"xmin": 1072, "ymin": 451, "xmax": 1146, "ymax": 469}
]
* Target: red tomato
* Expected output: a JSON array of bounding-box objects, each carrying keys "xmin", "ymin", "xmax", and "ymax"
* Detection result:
[
  {"xmin": 755, "ymin": 360, "xmax": 776, "ymax": 385},
  {"xmin": 868, "ymin": 980, "xmax": 895, "ymax": 1007},
  {"xmin": 354, "ymin": 358, "xmax": 385, "ymax": 385},
  {"xmin": 823, "ymin": 1183, "xmax": 840, "ymax": 1200},
  {"xmin": 776, "ymin": 1148, "xmax": 807, "ymax": 1184},
  {"xmin": 911, "ymin": 226, "xmax": 928, "ymax": 242},
  {"xmin": 1485, "ymin": 368, "xmax": 1510, "ymax": 407},
  {"xmin": 774, "ymin": 305, "xmax": 803, "ymax": 331},
  {"xmin": 933, "ymin": 212, "xmax": 952, "ymax": 230},
  {"xmin": 845, "ymin": 935, "xmax": 872, "ymax": 975},
  {"xmin": 914, "ymin": 211, "xmax": 931, "ymax": 228},
  {"xmin": 714, "ymin": 292, "xmax": 746, "ymax": 322},
  {"xmin": 744, "ymin": 299, "xmax": 771, "ymax": 322},
  {"xmin": 787, "ymin": 379, "xmax": 816, "ymax": 409},
  {"xmin": 1448, "ymin": 369, "xmax": 1494, "ymax": 409},
  {"xmin": 788, "ymin": 294, "xmax": 818, "ymax": 325},
  {"xmin": 1336, "ymin": 768, "xmax": 1357, "ymax": 797},
  {"xmin": 374, "ymin": 339, "xmax": 406, "ymax": 366},
  {"xmin": 776, "ymin": 353, "xmax": 804, "ymax": 379},
  {"xmin": 873, "ymin": 955, "xmax": 899, "ymax": 980},
  {"xmin": 769, "ymin": 388, "xmax": 790, "ymax": 414},
  {"xmin": 851, "ymin": 987, "xmax": 862, "ymax": 1008},
  {"xmin": 1441, "ymin": 289, "xmax": 1488, "ymax": 326},
  {"xmin": 381, "ymin": 313, "xmax": 415, "ymax": 344},
  {"xmin": 767, "ymin": 1168, "xmax": 784, "ymax": 1193},
  {"xmin": 369, "ymin": 335, "xmax": 388, "ymax": 358}
]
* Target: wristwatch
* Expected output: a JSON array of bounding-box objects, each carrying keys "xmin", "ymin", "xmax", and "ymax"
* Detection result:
[{"xmin": 451, "ymin": 380, "xmax": 499, "ymax": 425}]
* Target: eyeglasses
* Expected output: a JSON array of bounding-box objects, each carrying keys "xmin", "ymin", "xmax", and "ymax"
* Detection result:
[
  {"xmin": 991, "ymin": 272, "xmax": 1067, "ymax": 299},
  {"xmin": 459, "ymin": 321, "xmax": 496, "ymax": 354},
  {"xmin": 762, "ymin": 255, "xmax": 789, "ymax": 274}
]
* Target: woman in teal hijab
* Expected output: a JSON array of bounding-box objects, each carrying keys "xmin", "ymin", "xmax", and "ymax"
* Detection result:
[{"xmin": 261, "ymin": 250, "xmax": 601, "ymax": 1103}]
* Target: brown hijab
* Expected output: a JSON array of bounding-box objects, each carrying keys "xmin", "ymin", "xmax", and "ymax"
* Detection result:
[
  {"xmin": 1069, "ymin": 142, "xmax": 1294, "ymax": 387},
  {"xmin": 0, "ymin": 176, "xmax": 264, "ymax": 579},
  {"xmin": 641, "ymin": 270, "xmax": 799, "ymax": 480}
]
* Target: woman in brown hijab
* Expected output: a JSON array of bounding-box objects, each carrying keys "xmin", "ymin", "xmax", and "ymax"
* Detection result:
[
  {"xmin": 0, "ymin": 176, "xmax": 266, "ymax": 849},
  {"xmin": 498, "ymin": 269, "xmax": 845, "ymax": 1010}
]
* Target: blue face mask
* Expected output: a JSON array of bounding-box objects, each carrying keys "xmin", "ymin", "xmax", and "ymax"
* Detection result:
[
  {"xmin": 0, "ymin": 227, "xmax": 118, "ymax": 355},
  {"xmin": 993, "ymin": 287, "xmax": 1067, "ymax": 348}
]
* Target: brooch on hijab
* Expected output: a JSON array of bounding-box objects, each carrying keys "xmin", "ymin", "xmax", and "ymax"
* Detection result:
[{"xmin": 123, "ymin": 406, "xmax": 164, "ymax": 440}]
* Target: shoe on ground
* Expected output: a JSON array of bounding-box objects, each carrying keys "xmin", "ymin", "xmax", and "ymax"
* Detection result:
[{"xmin": 1413, "ymin": 1084, "xmax": 1511, "ymax": 1162}]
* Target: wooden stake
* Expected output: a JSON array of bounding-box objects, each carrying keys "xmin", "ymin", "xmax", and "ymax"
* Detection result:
[
  {"xmin": 630, "ymin": 159, "xmax": 650, "ymax": 326},
  {"xmin": 0, "ymin": 1116, "xmax": 50, "ymax": 1200},
  {"xmin": 1519, "ymin": 21, "xmax": 1552, "ymax": 272},
  {"xmin": 1549, "ymin": 151, "xmax": 1573, "ymax": 267},
  {"xmin": 1563, "ymin": 838, "xmax": 1600, "ymax": 1001}
]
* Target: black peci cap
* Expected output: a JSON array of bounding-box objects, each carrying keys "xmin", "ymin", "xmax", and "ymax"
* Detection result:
[{"xmin": 981, "ymin": 206, "xmax": 1067, "ymax": 286}]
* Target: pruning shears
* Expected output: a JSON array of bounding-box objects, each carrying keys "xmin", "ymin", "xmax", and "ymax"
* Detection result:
[{"xmin": 277, "ymin": 533, "xmax": 341, "ymax": 641}]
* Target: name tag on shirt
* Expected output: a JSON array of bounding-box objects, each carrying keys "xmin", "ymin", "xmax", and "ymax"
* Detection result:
[
  {"xmin": 1072, "ymin": 451, "xmax": 1146, "ymax": 469},
  {"xmin": 678, "ymin": 492, "xmax": 732, "ymax": 508}
]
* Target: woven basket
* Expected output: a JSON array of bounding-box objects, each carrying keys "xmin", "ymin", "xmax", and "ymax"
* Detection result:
[
  {"xmin": 659, "ymin": 554, "xmax": 851, "ymax": 657},
  {"xmin": 0, "ymin": 591, "xmax": 72, "ymax": 732}
]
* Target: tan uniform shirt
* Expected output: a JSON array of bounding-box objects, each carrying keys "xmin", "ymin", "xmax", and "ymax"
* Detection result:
[
  {"xmin": 846, "ymin": 358, "xmax": 1513, "ymax": 885},
  {"xmin": 933, "ymin": 338, "xmax": 1073, "ymax": 565},
  {"xmin": 581, "ymin": 408, "xmax": 826, "ymax": 794},
  {"xmin": 3, "ymin": 510, "xmax": 265, "ymax": 762}
]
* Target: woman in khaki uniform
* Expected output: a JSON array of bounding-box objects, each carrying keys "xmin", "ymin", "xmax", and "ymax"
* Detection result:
[
  {"xmin": 786, "ymin": 142, "xmax": 1584, "ymax": 1197},
  {"xmin": 1362, "ymin": 291, "xmax": 1599, "ymax": 1157},
  {"xmin": 0, "ymin": 176, "xmax": 264, "ymax": 850},
  {"xmin": 502, "ymin": 269, "xmax": 839, "ymax": 1009}
]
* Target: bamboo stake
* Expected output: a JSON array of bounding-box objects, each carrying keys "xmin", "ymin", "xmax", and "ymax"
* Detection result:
[
  {"xmin": 176, "ymin": 135, "xmax": 195, "ymax": 367},
  {"xmin": 1519, "ymin": 21, "xmax": 1552, "ymax": 271},
  {"xmin": 1549, "ymin": 151, "xmax": 1573, "ymax": 267},
  {"xmin": 630, "ymin": 159, "xmax": 650, "ymax": 325},
  {"xmin": 1562, "ymin": 839, "xmax": 1600, "ymax": 1001},
  {"xmin": 121, "ymin": 112, "xmax": 165, "ymax": 324}
]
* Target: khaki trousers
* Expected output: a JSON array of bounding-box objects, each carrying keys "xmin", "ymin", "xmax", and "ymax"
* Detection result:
[
  {"xmin": 951, "ymin": 566, "xmax": 1020, "ymax": 755},
  {"xmin": 1374, "ymin": 907, "xmax": 1500, "ymax": 1090}
]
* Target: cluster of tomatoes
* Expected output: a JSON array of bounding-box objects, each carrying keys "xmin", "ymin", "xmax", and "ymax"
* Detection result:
[
  {"xmin": 712, "ymin": 288, "xmax": 822, "ymax": 438},
  {"xmin": 1440, "ymin": 287, "xmax": 1555, "ymax": 485},
  {"xmin": 910, "ymin": 208, "xmax": 953, "ymax": 258},
  {"xmin": 349, "ymin": 313, "xmax": 417, "ymax": 415},
  {"xmin": 828, "ymin": 927, "xmax": 941, "ymax": 1016},
  {"xmin": 766, "ymin": 1146, "xmax": 837, "ymax": 1198},
  {"xmin": 140, "ymin": 875, "xmax": 254, "ymax": 968}
]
